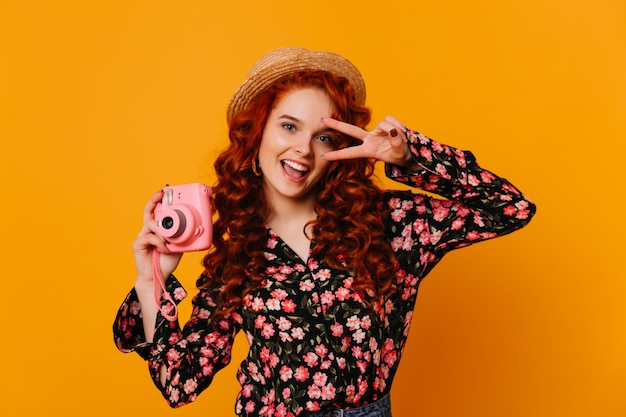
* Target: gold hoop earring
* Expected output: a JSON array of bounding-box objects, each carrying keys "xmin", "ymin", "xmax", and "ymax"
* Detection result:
[{"xmin": 252, "ymin": 158, "xmax": 262, "ymax": 176}]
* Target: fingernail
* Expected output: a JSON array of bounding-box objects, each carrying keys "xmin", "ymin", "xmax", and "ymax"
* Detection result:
[
  {"xmin": 320, "ymin": 154, "xmax": 325, "ymax": 160},
  {"xmin": 389, "ymin": 128, "xmax": 398, "ymax": 137},
  {"xmin": 320, "ymin": 117, "xmax": 325, "ymax": 123}
]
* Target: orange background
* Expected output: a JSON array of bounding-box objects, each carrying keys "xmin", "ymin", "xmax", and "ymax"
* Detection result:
[{"xmin": 1, "ymin": 1, "xmax": 624, "ymax": 416}]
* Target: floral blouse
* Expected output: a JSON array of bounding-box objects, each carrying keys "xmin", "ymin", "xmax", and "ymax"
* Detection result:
[{"xmin": 113, "ymin": 129, "xmax": 535, "ymax": 416}]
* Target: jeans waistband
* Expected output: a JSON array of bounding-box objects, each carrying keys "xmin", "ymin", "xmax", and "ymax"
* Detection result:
[{"xmin": 301, "ymin": 395, "xmax": 391, "ymax": 417}]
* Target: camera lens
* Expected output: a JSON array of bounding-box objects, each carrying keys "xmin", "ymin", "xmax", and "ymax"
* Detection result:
[{"xmin": 162, "ymin": 216, "xmax": 174, "ymax": 229}]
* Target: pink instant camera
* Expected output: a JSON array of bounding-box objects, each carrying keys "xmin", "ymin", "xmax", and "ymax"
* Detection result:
[{"xmin": 154, "ymin": 183, "xmax": 213, "ymax": 252}]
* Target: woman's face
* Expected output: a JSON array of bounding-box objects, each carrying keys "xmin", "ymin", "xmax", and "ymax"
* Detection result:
[{"xmin": 258, "ymin": 87, "xmax": 338, "ymax": 206}]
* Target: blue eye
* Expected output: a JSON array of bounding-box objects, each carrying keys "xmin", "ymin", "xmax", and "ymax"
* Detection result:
[{"xmin": 317, "ymin": 135, "xmax": 334, "ymax": 145}]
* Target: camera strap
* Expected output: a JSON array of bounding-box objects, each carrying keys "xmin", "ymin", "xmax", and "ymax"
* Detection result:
[{"xmin": 152, "ymin": 249, "xmax": 178, "ymax": 321}]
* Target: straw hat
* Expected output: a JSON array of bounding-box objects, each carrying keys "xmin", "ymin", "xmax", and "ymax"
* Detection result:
[{"xmin": 226, "ymin": 47, "xmax": 366, "ymax": 125}]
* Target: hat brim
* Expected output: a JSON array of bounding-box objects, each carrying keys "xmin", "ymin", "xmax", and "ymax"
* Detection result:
[{"xmin": 227, "ymin": 47, "xmax": 366, "ymax": 125}]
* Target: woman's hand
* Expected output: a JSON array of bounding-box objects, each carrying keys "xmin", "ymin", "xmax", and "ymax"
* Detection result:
[
  {"xmin": 133, "ymin": 190, "xmax": 183, "ymax": 287},
  {"xmin": 321, "ymin": 115, "xmax": 413, "ymax": 166}
]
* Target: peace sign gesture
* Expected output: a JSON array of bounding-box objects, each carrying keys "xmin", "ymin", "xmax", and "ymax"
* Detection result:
[{"xmin": 321, "ymin": 115, "xmax": 413, "ymax": 166}]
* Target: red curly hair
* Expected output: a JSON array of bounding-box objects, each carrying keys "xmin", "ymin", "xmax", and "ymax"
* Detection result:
[{"xmin": 201, "ymin": 70, "xmax": 395, "ymax": 320}]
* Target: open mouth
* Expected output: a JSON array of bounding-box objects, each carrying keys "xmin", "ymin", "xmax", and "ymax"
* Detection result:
[{"xmin": 281, "ymin": 160, "xmax": 310, "ymax": 179}]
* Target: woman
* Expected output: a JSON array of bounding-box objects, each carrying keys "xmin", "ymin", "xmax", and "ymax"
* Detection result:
[{"xmin": 114, "ymin": 47, "xmax": 536, "ymax": 417}]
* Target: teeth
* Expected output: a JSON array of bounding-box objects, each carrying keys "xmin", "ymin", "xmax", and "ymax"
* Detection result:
[{"xmin": 283, "ymin": 160, "xmax": 309, "ymax": 172}]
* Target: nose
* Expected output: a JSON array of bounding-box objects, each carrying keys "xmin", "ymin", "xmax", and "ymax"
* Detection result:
[{"xmin": 294, "ymin": 133, "xmax": 313, "ymax": 156}]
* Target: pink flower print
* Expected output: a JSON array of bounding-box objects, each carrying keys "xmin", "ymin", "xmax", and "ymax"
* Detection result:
[
  {"xmin": 282, "ymin": 299, "xmax": 296, "ymax": 313},
  {"xmin": 345, "ymin": 385, "xmax": 356, "ymax": 402},
  {"xmin": 356, "ymin": 360, "xmax": 367, "ymax": 374},
  {"xmin": 388, "ymin": 197, "xmax": 402, "ymax": 209},
  {"xmin": 321, "ymin": 290, "xmax": 335, "ymax": 306},
  {"xmin": 419, "ymin": 146, "xmax": 433, "ymax": 161},
  {"xmin": 245, "ymin": 400, "xmax": 256, "ymax": 414},
  {"xmin": 346, "ymin": 315, "xmax": 361, "ymax": 330},
  {"xmin": 360, "ymin": 315, "xmax": 371, "ymax": 330},
  {"xmin": 261, "ymin": 323, "xmax": 275, "ymax": 339},
  {"xmin": 291, "ymin": 327, "xmax": 305, "ymax": 340},
  {"xmin": 308, "ymin": 384, "xmax": 322, "ymax": 399},
  {"xmin": 260, "ymin": 346, "xmax": 271, "ymax": 362},
  {"xmin": 173, "ymin": 287, "xmax": 186, "ymax": 301},
  {"xmin": 417, "ymin": 132, "xmax": 430, "ymax": 145},
  {"xmin": 266, "ymin": 236, "xmax": 278, "ymax": 249},
  {"xmin": 271, "ymin": 288, "xmax": 288, "ymax": 300},
  {"xmin": 166, "ymin": 348, "xmax": 181, "ymax": 362},
  {"xmin": 465, "ymin": 230, "xmax": 481, "ymax": 241},
  {"xmin": 480, "ymin": 170, "xmax": 495, "ymax": 183},
  {"xmin": 401, "ymin": 236, "xmax": 414, "ymax": 251},
  {"xmin": 433, "ymin": 205, "xmax": 450, "ymax": 222},
  {"xmin": 241, "ymin": 384, "xmax": 253, "ymax": 398},
  {"xmin": 352, "ymin": 346, "xmax": 363, "ymax": 359},
  {"xmin": 315, "ymin": 343, "xmax": 329, "ymax": 358},
  {"xmin": 435, "ymin": 163, "xmax": 449, "ymax": 178},
  {"xmin": 352, "ymin": 329, "xmax": 366, "ymax": 344},
  {"xmin": 303, "ymin": 352, "xmax": 319, "ymax": 367},
  {"xmin": 373, "ymin": 376, "xmax": 386, "ymax": 392},
  {"xmin": 330, "ymin": 322, "xmax": 344, "ymax": 337},
  {"xmin": 183, "ymin": 378, "xmax": 198, "ymax": 394},
  {"xmin": 308, "ymin": 259, "xmax": 319, "ymax": 270},
  {"xmin": 277, "ymin": 316, "xmax": 292, "ymax": 331},
  {"xmin": 451, "ymin": 217, "xmax": 465, "ymax": 230},
  {"xmin": 169, "ymin": 387, "xmax": 180, "ymax": 403},
  {"xmin": 383, "ymin": 338, "xmax": 395, "ymax": 353},
  {"xmin": 278, "ymin": 265, "xmax": 293, "ymax": 274},
  {"xmin": 306, "ymin": 401, "xmax": 321, "ymax": 412},
  {"xmin": 503, "ymin": 205, "xmax": 517, "ymax": 216},
  {"xmin": 336, "ymin": 356, "xmax": 347, "ymax": 369},
  {"xmin": 266, "ymin": 298, "xmax": 281, "ymax": 311},
  {"xmin": 391, "ymin": 236, "xmax": 405, "ymax": 252},
  {"xmin": 276, "ymin": 403, "xmax": 288, "ymax": 417},
  {"xmin": 401, "ymin": 286, "xmax": 414, "ymax": 301},
  {"xmin": 274, "ymin": 273, "xmax": 288, "ymax": 281},
  {"xmin": 269, "ymin": 353, "xmax": 280, "ymax": 368},
  {"xmin": 335, "ymin": 287, "xmax": 350, "ymax": 301},
  {"xmin": 282, "ymin": 387, "xmax": 291, "ymax": 399},
  {"xmin": 247, "ymin": 362, "xmax": 261, "ymax": 380},
  {"xmin": 279, "ymin": 332, "xmax": 292, "ymax": 342},
  {"xmin": 473, "ymin": 213, "xmax": 485, "ymax": 227},
  {"xmin": 391, "ymin": 208, "xmax": 406, "ymax": 222},
  {"xmin": 419, "ymin": 249, "xmax": 435, "ymax": 265},
  {"xmin": 419, "ymin": 231, "xmax": 430, "ymax": 245},
  {"xmin": 383, "ymin": 348, "xmax": 398, "ymax": 366},
  {"xmin": 314, "ymin": 268, "xmax": 331, "ymax": 281},
  {"xmin": 341, "ymin": 337, "xmax": 351, "ymax": 351},
  {"xmin": 251, "ymin": 297, "xmax": 265, "ymax": 312},
  {"xmin": 279, "ymin": 365, "xmax": 293, "ymax": 382},
  {"xmin": 299, "ymin": 279, "xmax": 315, "ymax": 291},
  {"xmin": 321, "ymin": 383, "xmax": 336, "ymax": 400},
  {"xmin": 168, "ymin": 332, "xmax": 183, "ymax": 344},
  {"xmin": 429, "ymin": 229, "xmax": 443, "ymax": 245},
  {"xmin": 294, "ymin": 366, "xmax": 310, "ymax": 382},
  {"xmin": 467, "ymin": 174, "xmax": 481, "ymax": 186},
  {"xmin": 412, "ymin": 218, "xmax": 426, "ymax": 234},
  {"xmin": 313, "ymin": 371, "xmax": 328, "ymax": 387},
  {"xmin": 481, "ymin": 231, "xmax": 498, "ymax": 239},
  {"xmin": 255, "ymin": 315, "xmax": 266, "ymax": 329},
  {"xmin": 516, "ymin": 209, "xmax": 531, "ymax": 220}
]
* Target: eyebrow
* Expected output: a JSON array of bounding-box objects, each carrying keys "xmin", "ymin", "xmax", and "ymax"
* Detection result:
[{"xmin": 278, "ymin": 114, "xmax": 300, "ymax": 123}]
